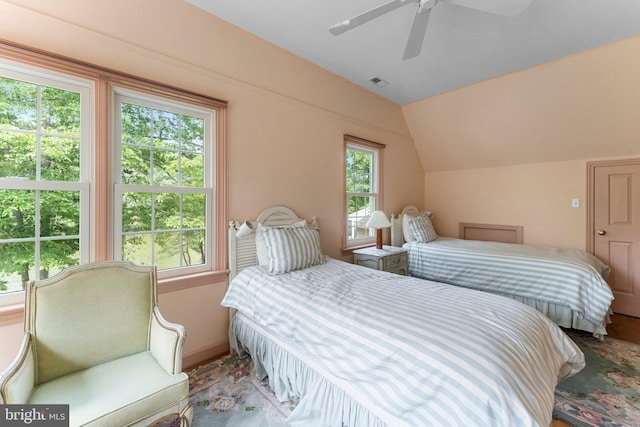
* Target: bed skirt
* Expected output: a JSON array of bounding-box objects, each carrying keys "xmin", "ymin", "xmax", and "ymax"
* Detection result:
[
  {"xmin": 230, "ymin": 312, "xmax": 390, "ymax": 427},
  {"xmin": 504, "ymin": 295, "xmax": 610, "ymax": 338}
]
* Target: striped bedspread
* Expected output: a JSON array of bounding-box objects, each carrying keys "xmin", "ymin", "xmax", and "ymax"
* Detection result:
[
  {"xmin": 404, "ymin": 238, "xmax": 613, "ymax": 329},
  {"xmin": 222, "ymin": 258, "xmax": 584, "ymax": 427}
]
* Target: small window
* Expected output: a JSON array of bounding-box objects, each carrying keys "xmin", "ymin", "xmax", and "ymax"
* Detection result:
[
  {"xmin": 344, "ymin": 135, "xmax": 385, "ymax": 249},
  {"xmin": 113, "ymin": 90, "xmax": 214, "ymax": 278},
  {"xmin": 0, "ymin": 65, "xmax": 91, "ymax": 303}
]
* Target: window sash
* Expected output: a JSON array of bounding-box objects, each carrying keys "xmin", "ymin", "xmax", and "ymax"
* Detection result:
[
  {"xmin": 0, "ymin": 62, "xmax": 92, "ymax": 303},
  {"xmin": 345, "ymin": 140, "xmax": 382, "ymax": 248},
  {"xmin": 112, "ymin": 91, "xmax": 214, "ymax": 278}
]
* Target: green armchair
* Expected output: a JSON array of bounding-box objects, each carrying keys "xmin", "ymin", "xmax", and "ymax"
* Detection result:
[{"xmin": 0, "ymin": 261, "xmax": 192, "ymax": 426}]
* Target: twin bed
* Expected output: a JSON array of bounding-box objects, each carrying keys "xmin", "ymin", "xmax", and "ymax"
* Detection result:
[
  {"xmin": 223, "ymin": 206, "xmax": 586, "ymax": 427},
  {"xmin": 390, "ymin": 205, "xmax": 614, "ymax": 337}
]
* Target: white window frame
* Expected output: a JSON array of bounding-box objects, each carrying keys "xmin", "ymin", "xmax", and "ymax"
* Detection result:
[
  {"xmin": 0, "ymin": 59, "xmax": 93, "ymax": 307},
  {"xmin": 344, "ymin": 136, "xmax": 385, "ymax": 249},
  {"xmin": 112, "ymin": 89, "xmax": 215, "ymax": 279}
]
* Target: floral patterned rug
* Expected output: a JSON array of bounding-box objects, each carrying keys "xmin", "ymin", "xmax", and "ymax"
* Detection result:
[
  {"xmin": 553, "ymin": 330, "xmax": 640, "ymax": 426},
  {"xmin": 187, "ymin": 355, "xmax": 297, "ymax": 427},
  {"xmin": 156, "ymin": 354, "xmax": 294, "ymax": 427},
  {"xmin": 159, "ymin": 330, "xmax": 640, "ymax": 427}
]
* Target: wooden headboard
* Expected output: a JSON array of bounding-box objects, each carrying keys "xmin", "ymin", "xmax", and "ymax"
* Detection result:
[{"xmin": 458, "ymin": 223, "xmax": 523, "ymax": 244}]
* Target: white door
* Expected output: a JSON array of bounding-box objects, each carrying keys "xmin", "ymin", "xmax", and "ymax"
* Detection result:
[{"xmin": 592, "ymin": 160, "xmax": 640, "ymax": 317}]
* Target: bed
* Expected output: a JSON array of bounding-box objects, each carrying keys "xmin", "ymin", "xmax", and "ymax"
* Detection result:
[
  {"xmin": 223, "ymin": 206, "xmax": 585, "ymax": 427},
  {"xmin": 390, "ymin": 205, "xmax": 614, "ymax": 337}
]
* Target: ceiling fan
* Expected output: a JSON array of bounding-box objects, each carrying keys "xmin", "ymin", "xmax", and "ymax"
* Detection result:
[{"xmin": 329, "ymin": 0, "xmax": 533, "ymax": 60}]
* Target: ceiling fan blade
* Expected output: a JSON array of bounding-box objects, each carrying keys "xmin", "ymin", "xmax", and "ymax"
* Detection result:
[
  {"xmin": 445, "ymin": 0, "xmax": 533, "ymax": 17},
  {"xmin": 402, "ymin": 7, "xmax": 431, "ymax": 60},
  {"xmin": 329, "ymin": 0, "xmax": 419, "ymax": 36}
]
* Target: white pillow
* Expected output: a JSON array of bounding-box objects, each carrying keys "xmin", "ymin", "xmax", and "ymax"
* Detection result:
[
  {"xmin": 402, "ymin": 213, "xmax": 416, "ymax": 243},
  {"xmin": 408, "ymin": 215, "xmax": 438, "ymax": 243},
  {"xmin": 256, "ymin": 220, "xmax": 307, "ymax": 267},
  {"xmin": 260, "ymin": 225, "xmax": 325, "ymax": 274}
]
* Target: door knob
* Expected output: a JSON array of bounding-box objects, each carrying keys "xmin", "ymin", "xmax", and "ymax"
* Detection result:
[{"xmin": 597, "ymin": 230, "xmax": 607, "ymax": 236}]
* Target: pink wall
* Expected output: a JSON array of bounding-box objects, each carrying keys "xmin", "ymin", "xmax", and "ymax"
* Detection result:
[
  {"xmin": 403, "ymin": 35, "xmax": 640, "ymax": 250},
  {"xmin": 424, "ymin": 160, "xmax": 589, "ymax": 249},
  {"xmin": 402, "ymin": 35, "xmax": 640, "ymax": 173},
  {"xmin": 0, "ymin": 0, "xmax": 424, "ymax": 370}
]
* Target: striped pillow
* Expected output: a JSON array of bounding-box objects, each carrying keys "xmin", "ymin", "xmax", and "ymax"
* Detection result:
[
  {"xmin": 408, "ymin": 215, "xmax": 438, "ymax": 243},
  {"xmin": 256, "ymin": 220, "xmax": 307, "ymax": 267},
  {"xmin": 261, "ymin": 225, "xmax": 326, "ymax": 274}
]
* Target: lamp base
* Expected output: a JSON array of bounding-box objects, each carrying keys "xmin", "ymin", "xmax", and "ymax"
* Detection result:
[{"xmin": 375, "ymin": 228, "xmax": 383, "ymax": 250}]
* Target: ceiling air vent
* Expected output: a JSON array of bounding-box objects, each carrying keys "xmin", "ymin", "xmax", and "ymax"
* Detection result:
[{"xmin": 369, "ymin": 76, "xmax": 389, "ymax": 88}]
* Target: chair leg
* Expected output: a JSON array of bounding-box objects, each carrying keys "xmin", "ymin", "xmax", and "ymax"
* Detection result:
[{"xmin": 179, "ymin": 405, "xmax": 193, "ymax": 427}]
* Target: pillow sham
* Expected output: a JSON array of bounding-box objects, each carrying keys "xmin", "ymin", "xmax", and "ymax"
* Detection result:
[
  {"xmin": 256, "ymin": 220, "xmax": 308, "ymax": 268},
  {"xmin": 408, "ymin": 215, "xmax": 438, "ymax": 243},
  {"xmin": 402, "ymin": 211, "xmax": 433, "ymax": 242},
  {"xmin": 260, "ymin": 224, "xmax": 325, "ymax": 274}
]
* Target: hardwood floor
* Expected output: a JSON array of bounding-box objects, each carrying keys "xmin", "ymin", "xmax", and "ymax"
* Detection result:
[
  {"xmin": 604, "ymin": 313, "xmax": 640, "ymax": 344},
  {"xmin": 551, "ymin": 313, "xmax": 640, "ymax": 427}
]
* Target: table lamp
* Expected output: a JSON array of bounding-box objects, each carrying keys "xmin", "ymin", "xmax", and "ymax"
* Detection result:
[{"xmin": 366, "ymin": 210, "xmax": 391, "ymax": 249}]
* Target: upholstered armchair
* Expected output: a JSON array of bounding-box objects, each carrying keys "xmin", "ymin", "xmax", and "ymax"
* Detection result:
[{"xmin": 0, "ymin": 261, "xmax": 192, "ymax": 426}]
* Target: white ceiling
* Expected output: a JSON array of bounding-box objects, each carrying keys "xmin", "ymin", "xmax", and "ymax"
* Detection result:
[{"xmin": 186, "ymin": 0, "xmax": 640, "ymax": 105}]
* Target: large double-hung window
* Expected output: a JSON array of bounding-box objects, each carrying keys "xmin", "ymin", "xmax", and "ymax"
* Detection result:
[
  {"xmin": 113, "ymin": 91, "xmax": 213, "ymax": 275},
  {"xmin": 0, "ymin": 44, "xmax": 226, "ymax": 309},
  {"xmin": 0, "ymin": 64, "xmax": 91, "ymax": 305}
]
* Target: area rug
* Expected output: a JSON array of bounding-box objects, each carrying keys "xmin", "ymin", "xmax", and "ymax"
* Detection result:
[
  {"xmin": 186, "ymin": 355, "xmax": 295, "ymax": 427},
  {"xmin": 553, "ymin": 330, "xmax": 640, "ymax": 426},
  {"xmin": 161, "ymin": 330, "xmax": 640, "ymax": 426},
  {"xmin": 156, "ymin": 354, "xmax": 294, "ymax": 427}
]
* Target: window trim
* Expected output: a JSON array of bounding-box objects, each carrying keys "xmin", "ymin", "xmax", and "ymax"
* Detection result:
[
  {"xmin": 0, "ymin": 40, "xmax": 228, "ymax": 315},
  {"xmin": 342, "ymin": 134, "xmax": 385, "ymax": 252},
  {"xmin": 112, "ymin": 89, "xmax": 215, "ymax": 278}
]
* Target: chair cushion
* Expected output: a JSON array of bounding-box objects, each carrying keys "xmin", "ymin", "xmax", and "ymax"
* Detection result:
[{"xmin": 29, "ymin": 351, "xmax": 188, "ymax": 426}]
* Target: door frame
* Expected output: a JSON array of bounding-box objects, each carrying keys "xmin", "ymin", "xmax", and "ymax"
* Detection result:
[{"xmin": 586, "ymin": 157, "xmax": 640, "ymax": 253}]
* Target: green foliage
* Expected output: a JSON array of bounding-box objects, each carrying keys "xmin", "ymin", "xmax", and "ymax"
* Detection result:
[
  {"xmin": 0, "ymin": 78, "xmax": 82, "ymax": 287},
  {"xmin": 346, "ymin": 148, "xmax": 373, "ymax": 214},
  {"xmin": 120, "ymin": 101, "xmax": 207, "ymax": 268}
]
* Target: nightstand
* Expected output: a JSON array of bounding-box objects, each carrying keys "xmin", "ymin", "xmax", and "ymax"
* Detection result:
[{"xmin": 353, "ymin": 246, "xmax": 408, "ymax": 275}]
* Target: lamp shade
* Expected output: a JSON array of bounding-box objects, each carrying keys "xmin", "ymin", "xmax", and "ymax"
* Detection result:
[{"xmin": 366, "ymin": 211, "xmax": 391, "ymax": 229}]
